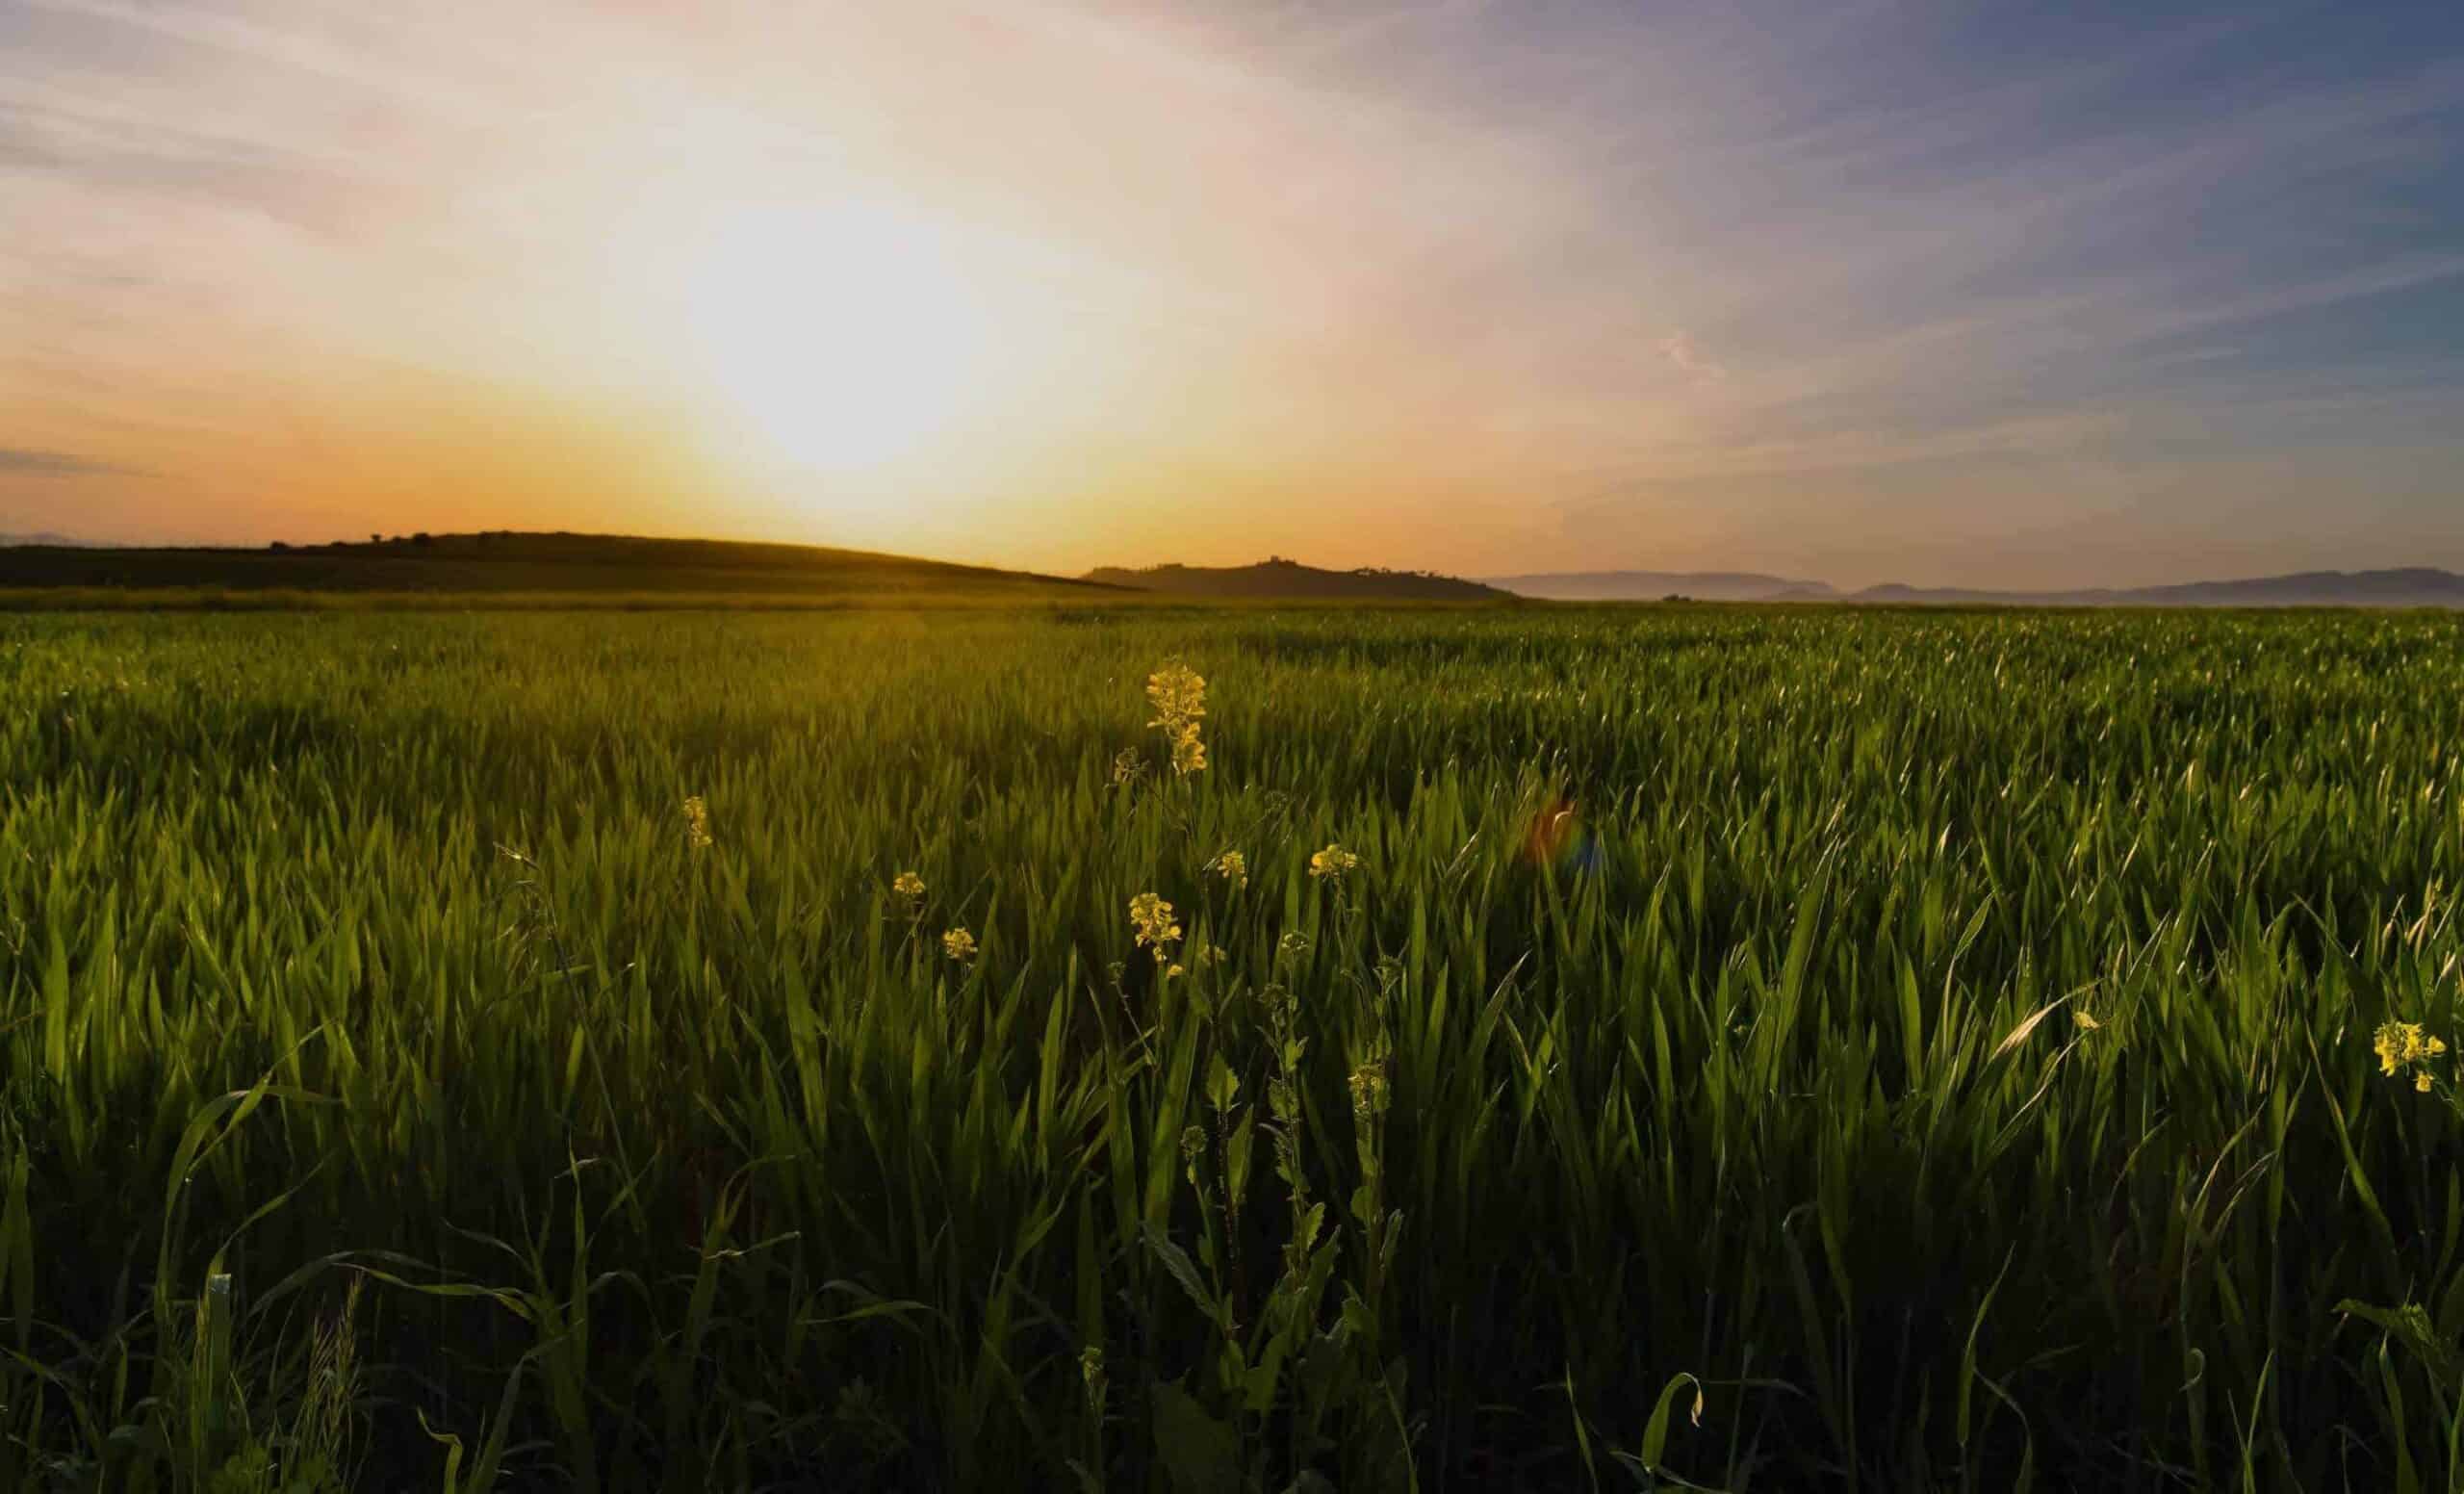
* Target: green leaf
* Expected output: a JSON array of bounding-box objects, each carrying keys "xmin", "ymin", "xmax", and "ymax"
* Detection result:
[
  {"xmin": 1637, "ymin": 1371, "xmax": 1704, "ymax": 1472},
  {"xmin": 1225, "ymin": 1110, "xmax": 1256, "ymax": 1208},
  {"xmin": 1152, "ymin": 1380, "xmax": 1244, "ymax": 1494},
  {"xmin": 2339, "ymin": 1299, "xmax": 2461, "ymax": 1395},
  {"xmin": 1207, "ymin": 1053, "xmax": 1242, "ymax": 1113},
  {"xmin": 1143, "ymin": 1223, "xmax": 1225, "ymax": 1328},
  {"xmin": 1958, "ymin": 1248, "xmax": 2015, "ymax": 1452}
]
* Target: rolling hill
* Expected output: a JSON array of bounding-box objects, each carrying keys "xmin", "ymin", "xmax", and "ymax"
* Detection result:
[
  {"xmin": 1083, "ymin": 557, "xmax": 1507, "ymax": 601},
  {"xmin": 0, "ymin": 530, "xmax": 1115, "ymax": 604},
  {"xmin": 1484, "ymin": 570, "xmax": 1835, "ymax": 601}
]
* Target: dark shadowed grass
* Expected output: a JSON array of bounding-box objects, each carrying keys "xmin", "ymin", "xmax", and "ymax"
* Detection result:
[{"xmin": 4, "ymin": 605, "xmax": 2463, "ymax": 1489}]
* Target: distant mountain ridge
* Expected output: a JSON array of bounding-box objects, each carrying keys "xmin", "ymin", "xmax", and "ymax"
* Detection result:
[
  {"xmin": 1849, "ymin": 567, "xmax": 2464, "ymax": 607},
  {"xmin": 1490, "ymin": 567, "xmax": 2464, "ymax": 608},
  {"xmin": 1085, "ymin": 557, "xmax": 1506, "ymax": 601},
  {"xmin": 1484, "ymin": 570, "xmax": 1835, "ymax": 602}
]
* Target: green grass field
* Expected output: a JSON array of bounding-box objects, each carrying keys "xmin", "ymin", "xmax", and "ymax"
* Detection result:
[{"xmin": 8, "ymin": 604, "xmax": 2464, "ymax": 1490}]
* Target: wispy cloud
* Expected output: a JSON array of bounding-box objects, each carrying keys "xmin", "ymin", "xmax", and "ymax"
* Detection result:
[
  {"xmin": 1655, "ymin": 333, "xmax": 1725, "ymax": 384},
  {"xmin": 0, "ymin": 447, "xmax": 131, "ymax": 476},
  {"xmin": 19, "ymin": 0, "xmax": 498, "ymax": 119}
]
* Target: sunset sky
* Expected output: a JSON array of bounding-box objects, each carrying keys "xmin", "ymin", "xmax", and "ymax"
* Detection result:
[{"xmin": 5, "ymin": 0, "xmax": 2462, "ymax": 588}]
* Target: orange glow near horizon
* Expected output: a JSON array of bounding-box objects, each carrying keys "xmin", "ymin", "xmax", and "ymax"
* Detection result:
[{"xmin": 0, "ymin": 0, "xmax": 1594, "ymax": 576}]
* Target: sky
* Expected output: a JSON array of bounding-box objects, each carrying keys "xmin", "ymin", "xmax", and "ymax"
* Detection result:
[{"xmin": 3, "ymin": 0, "xmax": 2462, "ymax": 589}]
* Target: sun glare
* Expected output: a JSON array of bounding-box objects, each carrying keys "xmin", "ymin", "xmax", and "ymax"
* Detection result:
[{"xmin": 680, "ymin": 201, "xmax": 988, "ymax": 474}]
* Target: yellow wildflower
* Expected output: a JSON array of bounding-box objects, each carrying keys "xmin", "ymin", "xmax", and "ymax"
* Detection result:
[
  {"xmin": 1348, "ymin": 1061, "xmax": 1390, "ymax": 1120},
  {"xmin": 1308, "ymin": 843, "xmax": 1361, "ymax": 881},
  {"xmin": 681, "ymin": 796, "xmax": 712, "ymax": 850},
  {"xmin": 1208, "ymin": 850, "xmax": 1248, "ymax": 889},
  {"xmin": 891, "ymin": 871, "xmax": 926, "ymax": 904},
  {"xmin": 1128, "ymin": 891, "xmax": 1182, "ymax": 962},
  {"xmin": 1146, "ymin": 662, "xmax": 1209, "ymax": 778},
  {"xmin": 2374, "ymin": 1020, "xmax": 2450, "ymax": 1086},
  {"xmin": 1146, "ymin": 662, "xmax": 1207, "ymax": 732},
  {"xmin": 942, "ymin": 928, "xmax": 977, "ymax": 963},
  {"xmin": 2072, "ymin": 1010, "xmax": 2100, "ymax": 1032},
  {"xmin": 2378, "ymin": 1020, "xmax": 2428, "ymax": 1074},
  {"xmin": 1171, "ymin": 727, "xmax": 1207, "ymax": 777}
]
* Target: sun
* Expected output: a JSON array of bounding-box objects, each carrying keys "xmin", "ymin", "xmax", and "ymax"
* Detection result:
[{"xmin": 680, "ymin": 200, "xmax": 988, "ymax": 474}]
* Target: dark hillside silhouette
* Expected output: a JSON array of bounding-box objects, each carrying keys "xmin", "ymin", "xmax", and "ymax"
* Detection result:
[
  {"xmin": 1085, "ymin": 556, "xmax": 1505, "ymax": 601},
  {"xmin": 0, "ymin": 530, "xmax": 1116, "ymax": 602}
]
